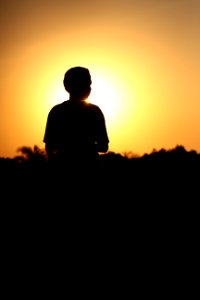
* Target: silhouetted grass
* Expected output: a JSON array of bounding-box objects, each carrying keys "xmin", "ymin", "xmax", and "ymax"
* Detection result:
[
  {"xmin": 1, "ymin": 144, "xmax": 199, "ymax": 199},
  {"xmin": 1, "ymin": 144, "xmax": 198, "ymax": 272}
]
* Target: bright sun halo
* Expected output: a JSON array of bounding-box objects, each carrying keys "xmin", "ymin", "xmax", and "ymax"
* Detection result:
[
  {"xmin": 45, "ymin": 70, "xmax": 123, "ymax": 125},
  {"xmin": 88, "ymin": 73, "xmax": 121, "ymax": 121}
]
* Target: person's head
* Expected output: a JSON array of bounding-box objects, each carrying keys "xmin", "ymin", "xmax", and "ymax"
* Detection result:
[{"xmin": 63, "ymin": 66, "xmax": 92, "ymax": 101}]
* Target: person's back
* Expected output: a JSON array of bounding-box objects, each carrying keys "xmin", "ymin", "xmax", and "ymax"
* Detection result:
[{"xmin": 43, "ymin": 66, "xmax": 109, "ymax": 165}]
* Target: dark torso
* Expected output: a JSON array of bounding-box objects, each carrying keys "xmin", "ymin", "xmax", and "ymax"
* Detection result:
[{"xmin": 45, "ymin": 100, "xmax": 105, "ymax": 160}]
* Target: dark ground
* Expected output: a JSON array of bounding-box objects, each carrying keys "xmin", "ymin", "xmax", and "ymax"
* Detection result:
[{"xmin": 1, "ymin": 146, "xmax": 198, "ymax": 292}]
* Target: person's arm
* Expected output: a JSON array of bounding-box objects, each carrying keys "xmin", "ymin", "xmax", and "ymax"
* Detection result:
[
  {"xmin": 95, "ymin": 108, "xmax": 109, "ymax": 153},
  {"xmin": 96, "ymin": 140, "xmax": 109, "ymax": 153},
  {"xmin": 43, "ymin": 107, "xmax": 59, "ymax": 160},
  {"xmin": 45, "ymin": 143, "xmax": 58, "ymax": 160}
]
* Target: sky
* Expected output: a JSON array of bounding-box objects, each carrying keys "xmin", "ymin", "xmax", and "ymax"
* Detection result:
[{"xmin": 0, "ymin": 0, "xmax": 200, "ymax": 158}]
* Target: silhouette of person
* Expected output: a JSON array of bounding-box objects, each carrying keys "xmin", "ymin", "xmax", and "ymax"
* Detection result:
[{"xmin": 43, "ymin": 66, "xmax": 109, "ymax": 166}]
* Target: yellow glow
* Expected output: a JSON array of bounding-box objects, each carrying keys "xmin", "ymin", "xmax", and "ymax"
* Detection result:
[
  {"xmin": 88, "ymin": 71, "xmax": 122, "ymax": 122},
  {"xmin": 45, "ymin": 80, "xmax": 67, "ymax": 109},
  {"xmin": 41, "ymin": 69, "xmax": 124, "ymax": 121},
  {"xmin": 41, "ymin": 68, "xmax": 130, "ymax": 154}
]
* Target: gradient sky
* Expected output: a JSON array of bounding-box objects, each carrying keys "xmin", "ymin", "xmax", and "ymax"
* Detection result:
[{"xmin": 0, "ymin": 0, "xmax": 200, "ymax": 158}]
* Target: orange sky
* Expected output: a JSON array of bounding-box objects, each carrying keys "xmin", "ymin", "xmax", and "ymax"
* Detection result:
[{"xmin": 0, "ymin": 0, "xmax": 200, "ymax": 158}]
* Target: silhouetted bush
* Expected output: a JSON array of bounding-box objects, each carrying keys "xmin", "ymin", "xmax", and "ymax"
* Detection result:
[
  {"xmin": 1, "ymin": 144, "xmax": 200, "ymax": 200},
  {"xmin": 1, "ymin": 143, "xmax": 199, "ymax": 264}
]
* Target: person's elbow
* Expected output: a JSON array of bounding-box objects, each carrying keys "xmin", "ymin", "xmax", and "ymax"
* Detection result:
[
  {"xmin": 45, "ymin": 143, "xmax": 57, "ymax": 159},
  {"xmin": 97, "ymin": 142, "xmax": 109, "ymax": 153}
]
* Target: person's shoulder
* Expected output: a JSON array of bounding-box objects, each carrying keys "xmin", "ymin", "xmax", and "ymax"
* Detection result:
[
  {"xmin": 86, "ymin": 102, "xmax": 103, "ymax": 113},
  {"xmin": 48, "ymin": 101, "xmax": 67, "ymax": 114}
]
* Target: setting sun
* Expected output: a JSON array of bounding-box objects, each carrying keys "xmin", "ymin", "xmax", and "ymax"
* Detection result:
[
  {"xmin": 88, "ymin": 71, "xmax": 123, "ymax": 122},
  {"xmin": 42, "ymin": 69, "xmax": 125, "ymax": 124},
  {"xmin": 41, "ymin": 68, "xmax": 130, "ymax": 152}
]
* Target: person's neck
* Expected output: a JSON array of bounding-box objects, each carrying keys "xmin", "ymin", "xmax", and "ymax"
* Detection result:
[{"xmin": 69, "ymin": 95, "xmax": 86, "ymax": 102}]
